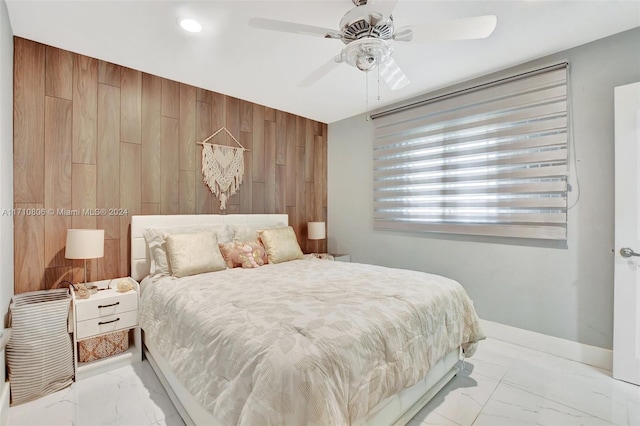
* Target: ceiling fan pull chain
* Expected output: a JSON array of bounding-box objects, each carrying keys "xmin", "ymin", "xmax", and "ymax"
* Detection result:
[
  {"xmin": 365, "ymin": 70, "xmax": 369, "ymax": 112},
  {"xmin": 377, "ymin": 63, "xmax": 381, "ymax": 101}
]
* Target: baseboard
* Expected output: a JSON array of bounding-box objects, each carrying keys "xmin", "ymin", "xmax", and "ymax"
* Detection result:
[{"xmin": 480, "ymin": 319, "xmax": 613, "ymax": 371}]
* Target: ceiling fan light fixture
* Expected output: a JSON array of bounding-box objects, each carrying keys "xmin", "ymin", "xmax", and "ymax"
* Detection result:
[
  {"xmin": 342, "ymin": 38, "xmax": 393, "ymax": 72},
  {"xmin": 356, "ymin": 55, "xmax": 377, "ymax": 71}
]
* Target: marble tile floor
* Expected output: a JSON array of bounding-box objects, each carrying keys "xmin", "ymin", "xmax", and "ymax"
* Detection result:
[{"xmin": 7, "ymin": 338, "xmax": 640, "ymax": 426}]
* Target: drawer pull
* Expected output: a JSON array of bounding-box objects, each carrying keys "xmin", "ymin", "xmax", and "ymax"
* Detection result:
[
  {"xmin": 98, "ymin": 301, "xmax": 120, "ymax": 309},
  {"xmin": 98, "ymin": 318, "xmax": 120, "ymax": 326}
]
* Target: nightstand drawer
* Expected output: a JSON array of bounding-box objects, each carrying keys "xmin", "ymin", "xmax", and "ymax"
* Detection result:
[
  {"xmin": 76, "ymin": 309, "xmax": 138, "ymax": 340},
  {"xmin": 75, "ymin": 290, "xmax": 138, "ymax": 321}
]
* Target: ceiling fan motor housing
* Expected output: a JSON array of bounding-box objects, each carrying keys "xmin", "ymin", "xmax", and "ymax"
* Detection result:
[{"xmin": 340, "ymin": 6, "xmax": 394, "ymax": 44}]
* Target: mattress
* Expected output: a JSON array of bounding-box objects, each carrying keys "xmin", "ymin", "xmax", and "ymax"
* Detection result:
[{"xmin": 139, "ymin": 258, "xmax": 484, "ymax": 425}]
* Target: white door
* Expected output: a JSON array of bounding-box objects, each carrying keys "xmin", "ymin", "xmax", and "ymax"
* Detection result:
[{"xmin": 613, "ymin": 81, "xmax": 640, "ymax": 385}]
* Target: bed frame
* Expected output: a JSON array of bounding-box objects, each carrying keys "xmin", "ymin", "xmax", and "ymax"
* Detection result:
[{"xmin": 131, "ymin": 214, "xmax": 460, "ymax": 426}]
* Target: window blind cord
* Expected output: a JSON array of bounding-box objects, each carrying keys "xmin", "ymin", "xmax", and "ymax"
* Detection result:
[{"xmin": 566, "ymin": 65, "xmax": 582, "ymax": 210}]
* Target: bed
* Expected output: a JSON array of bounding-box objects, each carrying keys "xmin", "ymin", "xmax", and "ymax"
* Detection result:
[{"xmin": 131, "ymin": 214, "xmax": 484, "ymax": 425}]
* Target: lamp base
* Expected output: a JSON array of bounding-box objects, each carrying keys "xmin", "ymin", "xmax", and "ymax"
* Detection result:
[
  {"xmin": 82, "ymin": 258, "xmax": 97, "ymax": 294},
  {"xmin": 84, "ymin": 280, "xmax": 98, "ymax": 295}
]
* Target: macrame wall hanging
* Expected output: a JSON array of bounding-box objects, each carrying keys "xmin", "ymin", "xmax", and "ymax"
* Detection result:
[{"xmin": 197, "ymin": 127, "xmax": 248, "ymax": 210}]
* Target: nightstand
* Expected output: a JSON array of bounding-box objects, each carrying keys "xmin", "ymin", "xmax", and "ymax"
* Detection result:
[
  {"xmin": 331, "ymin": 254, "xmax": 351, "ymax": 262},
  {"xmin": 307, "ymin": 253, "xmax": 351, "ymax": 262},
  {"xmin": 70, "ymin": 277, "xmax": 142, "ymax": 380}
]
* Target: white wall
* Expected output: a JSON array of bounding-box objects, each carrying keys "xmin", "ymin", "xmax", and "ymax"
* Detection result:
[
  {"xmin": 0, "ymin": 0, "xmax": 13, "ymax": 323},
  {"xmin": 328, "ymin": 28, "xmax": 640, "ymax": 350}
]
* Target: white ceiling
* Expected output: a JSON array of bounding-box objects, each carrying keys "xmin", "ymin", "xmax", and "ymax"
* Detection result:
[{"xmin": 5, "ymin": 1, "xmax": 640, "ymax": 123}]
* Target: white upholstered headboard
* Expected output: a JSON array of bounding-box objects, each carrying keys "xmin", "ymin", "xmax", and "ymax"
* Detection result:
[{"xmin": 130, "ymin": 214, "xmax": 289, "ymax": 282}]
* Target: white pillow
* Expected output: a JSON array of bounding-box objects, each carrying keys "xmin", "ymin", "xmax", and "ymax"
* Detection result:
[
  {"xmin": 164, "ymin": 232, "xmax": 227, "ymax": 278},
  {"xmin": 144, "ymin": 225, "xmax": 231, "ymax": 275},
  {"xmin": 231, "ymin": 222, "xmax": 286, "ymax": 241}
]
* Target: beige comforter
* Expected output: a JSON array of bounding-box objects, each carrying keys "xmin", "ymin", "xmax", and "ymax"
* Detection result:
[{"xmin": 140, "ymin": 259, "xmax": 484, "ymax": 425}]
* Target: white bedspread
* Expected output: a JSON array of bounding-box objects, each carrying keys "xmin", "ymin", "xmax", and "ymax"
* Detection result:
[{"xmin": 140, "ymin": 259, "xmax": 484, "ymax": 425}]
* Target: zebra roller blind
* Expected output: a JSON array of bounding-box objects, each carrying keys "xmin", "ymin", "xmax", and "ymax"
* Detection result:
[{"xmin": 372, "ymin": 63, "xmax": 569, "ymax": 240}]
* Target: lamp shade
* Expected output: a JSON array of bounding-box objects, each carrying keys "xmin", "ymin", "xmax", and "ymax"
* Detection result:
[
  {"xmin": 307, "ymin": 222, "xmax": 326, "ymax": 240},
  {"xmin": 65, "ymin": 229, "xmax": 104, "ymax": 259}
]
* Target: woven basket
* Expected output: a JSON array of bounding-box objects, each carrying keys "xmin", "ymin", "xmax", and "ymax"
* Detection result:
[
  {"xmin": 78, "ymin": 330, "xmax": 129, "ymax": 363},
  {"xmin": 6, "ymin": 289, "xmax": 73, "ymax": 406}
]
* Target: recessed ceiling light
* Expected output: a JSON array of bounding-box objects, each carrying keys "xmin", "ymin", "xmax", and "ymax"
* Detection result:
[{"xmin": 180, "ymin": 18, "xmax": 202, "ymax": 33}]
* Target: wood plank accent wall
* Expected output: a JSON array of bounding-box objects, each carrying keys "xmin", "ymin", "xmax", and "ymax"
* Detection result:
[{"xmin": 13, "ymin": 37, "xmax": 328, "ymax": 294}]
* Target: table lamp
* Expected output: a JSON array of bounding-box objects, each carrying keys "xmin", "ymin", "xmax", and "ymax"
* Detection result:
[
  {"xmin": 65, "ymin": 229, "xmax": 104, "ymax": 292},
  {"xmin": 307, "ymin": 222, "xmax": 326, "ymax": 255}
]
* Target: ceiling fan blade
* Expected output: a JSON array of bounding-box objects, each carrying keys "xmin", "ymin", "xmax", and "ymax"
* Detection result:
[
  {"xmin": 249, "ymin": 17, "xmax": 342, "ymax": 39},
  {"xmin": 298, "ymin": 55, "xmax": 343, "ymax": 88},
  {"xmin": 395, "ymin": 15, "xmax": 497, "ymax": 43},
  {"xmin": 367, "ymin": 0, "xmax": 399, "ymax": 17},
  {"xmin": 379, "ymin": 57, "xmax": 410, "ymax": 90}
]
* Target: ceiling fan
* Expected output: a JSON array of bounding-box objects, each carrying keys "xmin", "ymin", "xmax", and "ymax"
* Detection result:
[{"xmin": 249, "ymin": 0, "xmax": 497, "ymax": 90}]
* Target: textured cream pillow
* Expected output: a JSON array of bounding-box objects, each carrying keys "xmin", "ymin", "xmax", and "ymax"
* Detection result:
[
  {"xmin": 144, "ymin": 225, "xmax": 231, "ymax": 275},
  {"xmin": 259, "ymin": 226, "xmax": 304, "ymax": 264},
  {"xmin": 164, "ymin": 232, "xmax": 227, "ymax": 278}
]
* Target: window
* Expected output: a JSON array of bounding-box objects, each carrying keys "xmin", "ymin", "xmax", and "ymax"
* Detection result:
[{"xmin": 372, "ymin": 63, "xmax": 569, "ymax": 240}]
